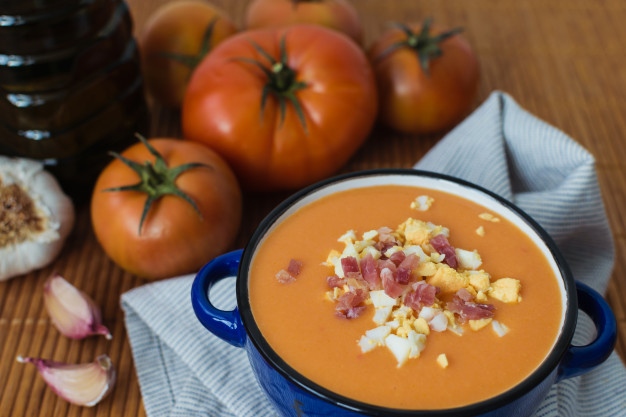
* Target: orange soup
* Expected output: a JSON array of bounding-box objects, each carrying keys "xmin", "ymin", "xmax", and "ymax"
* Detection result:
[{"xmin": 249, "ymin": 185, "xmax": 563, "ymax": 410}]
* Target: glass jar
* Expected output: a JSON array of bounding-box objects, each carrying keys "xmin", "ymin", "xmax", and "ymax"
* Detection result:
[{"xmin": 0, "ymin": 0, "xmax": 148, "ymax": 198}]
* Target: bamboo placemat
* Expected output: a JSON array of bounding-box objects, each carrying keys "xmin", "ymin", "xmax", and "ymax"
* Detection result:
[{"xmin": 1, "ymin": 0, "xmax": 625, "ymax": 416}]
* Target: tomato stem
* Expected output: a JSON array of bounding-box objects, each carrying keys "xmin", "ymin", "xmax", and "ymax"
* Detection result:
[
  {"xmin": 376, "ymin": 18, "xmax": 463, "ymax": 76},
  {"xmin": 103, "ymin": 134, "xmax": 212, "ymax": 235},
  {"xmin": 236, "ymin": 36, "xmax": 309, "ymax": 133},
  {"xmin": 152, "ymin": 17, "xmax": 219, "ymax": 69}
]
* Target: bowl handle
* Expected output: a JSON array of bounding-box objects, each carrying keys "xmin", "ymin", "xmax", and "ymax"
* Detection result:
[
  {"xmin": 191, "ymin": 249, "xmax": 246, "ymax": 348},
  {"xmin": 557, "ymin": 281, "xmax": 617, "ymax": 381}
]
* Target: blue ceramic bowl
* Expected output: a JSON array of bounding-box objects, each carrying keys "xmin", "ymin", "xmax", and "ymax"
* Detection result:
[{"xmin": 191, "ymin": 169, "xmax": 616, "ymax": 417}]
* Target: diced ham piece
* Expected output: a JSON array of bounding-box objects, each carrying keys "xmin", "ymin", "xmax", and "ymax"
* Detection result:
[
  {"xmin": 375, "ymin": 241, "xmax": 396, "ymax": 255},
  {"xmin": 335, "ymin": 289, "xmax": 368, "ymax": 319},
  {"xmin": 389, "ymin": 251, "xmax": 406, "ymax": 266},
  {"xmin": 447, "ymin": 289, "xmax": 496, "ymax": 322},
  {"xmin": 276, "ymin": 259, "xmax": 303, "ymax": 284},
  {"xmin": 326, "ymin": 275, "xmax": 345, "ymax": 288},
  {"xmin": 341, "ymin": 256, "xmax": 360, "ymax": 274},
  {"xmin": 377, "ymin": 259, "xmax": 397, "ymax": 274},
  {"xmin": 404, "ymin": 280, "xmax": 439, "ymax": 310},
  {"xmin": 345, "ymin": 271, "xmax": 364, "ymax": 280},
  {"xmin": 287, "ymin": 259, "xmax": 303, "ymax": 276},
  {"xmin": 275, "ymin": 269, "xmax": 296, "ymax": 284},
  {"xmin": 345, "ymin": 275, "xmax": 369, "ymax": 292},
  {"xmin": 398, "ymin": 253, "xmax": 420, "ymax": 271},
  {"xmin": 381, "ymin": 268, "xmax": 404, "ymax": 298},
  {"xmin": 394, "ymin": 253, "xmax": 420, "ymax": 285},
  {"xmin": 430, "ymin": 234, "xmax": 459, "ymax": 269},
  {"xmin": 396, "ymin": 267, "xmax": 411, "ymax": 285},
  {"xmin": 343, "ymin": 306, "xmax": 367, "ymax": 319},
  {"xmin": 360, "ymin": 253, "xmax": 380, "ymax": 290},
  {"xmin": 456, "ymin": 287, "xmax": 474, "ymax": 302},
  {"xmin": 377, "ymin": 227, "xmax": 396, "ymax": 243}
]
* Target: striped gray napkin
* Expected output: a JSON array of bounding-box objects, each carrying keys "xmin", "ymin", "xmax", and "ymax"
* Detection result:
[{"xmin": 121, "ymin": 91, "xmax": 626, "ymax": 416}]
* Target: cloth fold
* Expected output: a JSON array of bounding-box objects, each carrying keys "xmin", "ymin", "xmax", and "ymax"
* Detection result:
[{"xmin": 122, "ymin": 91, "xmax": 626, "ymax": 416}]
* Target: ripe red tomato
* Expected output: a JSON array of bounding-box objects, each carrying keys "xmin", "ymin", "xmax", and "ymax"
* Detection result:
[
  {"xmin": 245, "ymin": 0, "xmax": 363, "ymax": 44},
  {"xmin": 91, "ymin": 137, "xmax": 242, "ymax": 280},
  {"xmin": 369, "ymin": 20, "xmax": 480, "ymax": 134},
  {"xmin": 181, "ymin": 24, "xmax": 378, "ymax": 191},
  {"xmin": 139, "ymin": 0, "xmax": 237, "ymax": 107}
]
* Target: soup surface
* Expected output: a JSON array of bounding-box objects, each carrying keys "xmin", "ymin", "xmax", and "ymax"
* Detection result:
[{"xmin": 249, "ymin": 185, "xmax": 562, "ymax": 410}]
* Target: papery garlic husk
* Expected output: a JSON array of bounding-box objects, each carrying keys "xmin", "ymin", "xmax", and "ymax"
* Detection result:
[
  {"xmin": 44, "ymin": 274, "xmax": 112, "ymax": 339},
  {"xmin": 0, "ymin": 156, "xmax": 75, "ymax": 281},
  {"xmin": 17, "ymin": 354, "xmax": 116, "ymax": 407}
]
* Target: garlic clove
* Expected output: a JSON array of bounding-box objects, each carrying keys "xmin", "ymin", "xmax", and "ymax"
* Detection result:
[
  {"xmin": 44, "ymin": 274, "xmax": 112, "ymax": 340},
  {"xmin": 0, "ymin": 156, "xmax": 74, "ymax": 281},
  {"xmin": 17, "ymin": 354, "xmax": 116, "ymax": 407}
]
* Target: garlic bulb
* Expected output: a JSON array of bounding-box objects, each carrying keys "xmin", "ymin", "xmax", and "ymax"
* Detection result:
[
  {"xmin": 17, "ymin": 354, "xmax": 116, "ymax": 407},
  {"xmin": 0, "ymin": 156, "xmax": 74, "ymax": 280},
  {"xmin": 44, "ymin": 274, "xmax": 112, "ymax": 340}
]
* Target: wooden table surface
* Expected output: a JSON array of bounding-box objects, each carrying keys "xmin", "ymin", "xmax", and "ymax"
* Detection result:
[{"xmin": 2, "ymin": 0, "xmax": 625, "ymax": 416}]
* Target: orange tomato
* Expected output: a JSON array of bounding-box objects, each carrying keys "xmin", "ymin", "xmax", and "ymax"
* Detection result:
[
  {"xmin": 91, "ymin": 138, "xmax": 242, "ymax": 280},
  {"xmin": 181, "ymin": 25, "xmax": 378, "ymax": 191},
  {"xmin": 245, "ymin": 0, "xmax": 362, "ymax": 44},
  {"xmin": 139, "ymin": 0, "xmax": 237, "ymax": 107},
  {"xmin": 369, "ymin": 20, "xmax": 480, "ymax": 134}
]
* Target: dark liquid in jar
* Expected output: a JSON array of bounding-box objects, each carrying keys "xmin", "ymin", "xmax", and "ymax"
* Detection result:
[{"xmin": 0, "ymin": 0, "xmax": 148, "ymax": 198}]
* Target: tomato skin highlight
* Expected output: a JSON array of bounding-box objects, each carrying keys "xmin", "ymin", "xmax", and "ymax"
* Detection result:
[
  {"xmin": 182, "ymin": 25, "xmax": 378, "ymax": 191},
  {"xmin": 91, "ymin": 139, "xmax": 242, "ymax": 280},
  {"xmin": 245, "ymin": 0, "xmax": 363, "ymax": 45},
  {"xmin": 369, "ymin": 22, "xmax": 480, "ymax": 135},
  {"xmin": 139, "ymin": 0, "xmax": 237, "ymax": 107}
]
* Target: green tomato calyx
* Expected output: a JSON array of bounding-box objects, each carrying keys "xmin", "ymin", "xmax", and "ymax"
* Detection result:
[
  {"xmin": 154, "ymin": 17, "xmax": 219, "ymax": 69},
  {"xmin": 103, "ymin": 134, "xmax": 212, "ymax": 235},
  {"xmin": 377, "ymin": 18, "xmax": 463, "ymax": 76},
  {"xmin": 236, "ymin": 36, "xmax": 309, "ymax": 133}
]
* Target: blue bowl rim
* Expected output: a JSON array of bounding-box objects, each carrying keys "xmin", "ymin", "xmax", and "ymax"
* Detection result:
[{"xmin": 236, "ymin": 168, "xmax": 577, "ymax": 416}]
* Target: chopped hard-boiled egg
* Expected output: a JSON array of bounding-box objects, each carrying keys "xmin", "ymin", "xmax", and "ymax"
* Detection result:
[
  {"xmin": 455, "ymin": 248, "xmax": 482, "ymax": 270},
  {"xmin": 362, "ymin": 230, "xmax": 378, "ymax": 240},
  {"xmin": 385, "ymin": 334, "xmax": 412, "ymax": 366},
  {"xmin": 370, "ymin": 290, "xmax": 398, "ymax": 308},
  {"xmin": 324, "ymin": 249, "xmax": 341, "ymax": 267},
  {"xmin": 492, "ymin": 320, "xmax": 510, "ymax": 337},
  {"xmin": 466, "ymin": 270, "xmax": 491, "ymax": 291},
  {"xmin": 360, "ymin": 245, "xmax": 382, "ymax": 260},
  {"xmin": 410, "ymin": 195, "xmax": 434, "ymax": 211},
  {"xmin": 403, "ymin": 244, "xmax": 429, "ymax": 262},
  {"xmin": 418, "ymin": 306, "xmax": 439, "ymax": 321},
  {"xmin": 413, "ymin": 317, "xmax": 430, "ymax": 335},
  {"xmin": 469, "ymin": 318, "xmax": 493, "ymax": 331},
  {"xmin": 416, "ymin": 261, "xmax": 437, "ymax": 277},
  {"xmin": 360, "ymin": 325, "xmax": 392, "ymax": 348},
  {"xmin": 373, "ymin": 306, "xmax": 393, "ymax": 325},
  {"xmin": 407, "ymin": 330, "xmax": 427, "ymax": 358},
  {"xmin": 489, "ymin": 278, "xmax": 522, "ymax": 303},
  {"xmin": 354, "ymin": 239, "xmax": 375, "ymax": 253},
  {"xmin": 436, "ymin": 353, "xmax": 449, "ymax": 369},
  {"xmin": 478, "ymin": 213, "xmax": 500, "ymax": 222},
  {"xmin": 427, "ymin": 264, "xmax": 469, "ymax": 294},
  {"xmin": 338, "ymin": 230, "xmax": 357, "ymax": 244},
  {"xmin": 399, "ymin": 218, "xmax": 432, "ymax": 246},
  {"xmin": 429, "ymin": 312, "xmax": 449, "ymax": 332}
]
